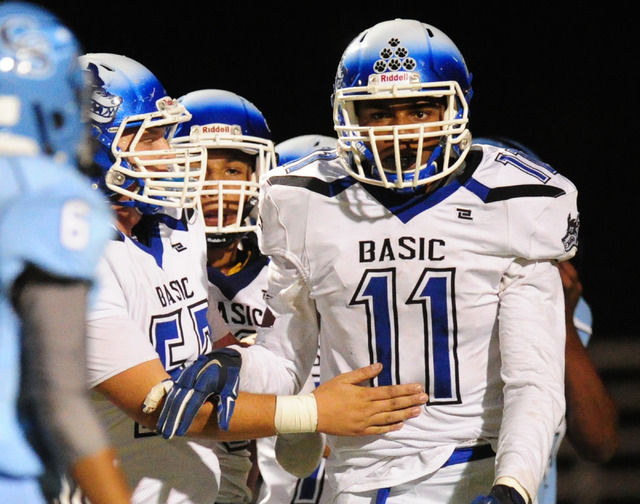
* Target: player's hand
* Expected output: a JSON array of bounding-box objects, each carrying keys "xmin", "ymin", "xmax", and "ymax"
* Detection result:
[
  {"xmin": 313, "ymin": 363, "xmax": 427, "ymax": 436},
  {"xmin": 470, "ymin": 485, "xmax": 526, "ymax": 504},
  {"xmin": 157, "ymin": 348, "xmax": 241, "ymax": 439}
]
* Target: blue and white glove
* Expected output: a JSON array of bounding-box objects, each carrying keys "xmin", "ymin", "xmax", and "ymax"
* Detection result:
[
  {"xmin": 156, "ymin": 348, "xmax": 242, "ymax": 439},
  {"xmin": 471, "ymin": 485, "xmax": 527, "ymax": 504}
]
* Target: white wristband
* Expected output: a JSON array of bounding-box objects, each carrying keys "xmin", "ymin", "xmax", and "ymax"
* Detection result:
[{"xmin": 274, "ymin": 393, "xmax": 318, "ymax": 434}]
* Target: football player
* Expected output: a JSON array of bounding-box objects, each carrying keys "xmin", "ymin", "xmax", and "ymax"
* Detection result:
[
  {"xmin": 58, "ymin": 54, "xmax": 427, "ymax": 504},
  {"xmin": 473, "ymin": 137, "xmax": 619, "ymax": 504},
  {"xmin": 255, "ymin": 133, "xmax": 338, "ymax": 504},
  {"xmin": 171, "ymin": 88, "xmax": 279, "ymax": 504},
  {"xmin": 172, "ymin": 92, "xmax": 338, "ymax": 504},
  {"xmin": 0, "ymin": 3, "xmax": 130, "ymax": 504},
  {"xmin": 233, "ymin": 18, "xmax": 580, "ymax": 504}
]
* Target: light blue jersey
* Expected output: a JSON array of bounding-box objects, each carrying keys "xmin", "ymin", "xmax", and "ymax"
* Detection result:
[
  {"xmin": 537, "ymin": 297, "xmax": 592, "ymax": 504},
  {"xmin": 0, "ymin": 156, "xmax": 112, "ymax": 487}
]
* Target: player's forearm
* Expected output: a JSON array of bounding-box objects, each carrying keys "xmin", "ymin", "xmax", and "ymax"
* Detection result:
[
  {"xmin": 187, "ymin": 364, "xmax": 428, "ymax": 440},
  {"xmin": 70, "ymin": 448, "xmax": 131, "ymax": 504},
  {"xmin": 564, "ymin": 327, "xmax": 619, "ymax": 462},
  {"xmin": 497, "ymin": 259, "xmax": 566, "ymax": 498},
  {"xmin": 189, "ymin": 392, "xmax": 278, "ymax": 441},
  {"xmin": 495, "ymin": 385, "xmax": 564, "ymax": 501},
  {"xmin": 250, "ymin": 252, "xmax": 319, "ymax": 394},
  {"xmin": 235, "ymin": 342, "xmax": 302, "ymax": 396},
  {"xmin": 14, "ymin": 270, "xmax": 114, "ymax": 468}
]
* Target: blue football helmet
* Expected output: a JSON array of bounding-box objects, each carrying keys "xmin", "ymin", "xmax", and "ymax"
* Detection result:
[
  {"xmin": 276, "ymin": 134, "xmax": 338, "ymax": 166},
  {"xmin": 0, "ymin": 1, "xmax": 86, "ymax": 164},
  {"xmin": 172, "ymin": 89, "xmax": 276, "ymax": 245},
  {"xmin": 332, "ymin": 18, "xmax": 473, "ymax": 191},
  {"xmin": 79, "ymin": 53, "xmax": 206, "ymax": 214}
]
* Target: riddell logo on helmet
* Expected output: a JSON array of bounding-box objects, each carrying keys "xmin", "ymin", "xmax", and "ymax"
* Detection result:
[
  {"xmin": 379, "ymin": 72, "xmax": 410, "ymax": 83},
  {"xmin": 202, "ymin": 124, "xmax": 232, "ymax": 134}
]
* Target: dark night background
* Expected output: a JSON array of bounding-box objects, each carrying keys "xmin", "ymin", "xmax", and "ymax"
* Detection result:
[{"xmin": 39, "ymin": 1, "xmax": 638, "ymax": 339}]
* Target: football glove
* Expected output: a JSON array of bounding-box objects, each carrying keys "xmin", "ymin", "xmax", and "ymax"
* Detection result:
[
  {"xmin": 157, "ymin": 348, "xmax": 242, "ymax": 439},
  {"xmin": 471, "ymin": 485, "xmax": 527, "ymax": 504}
]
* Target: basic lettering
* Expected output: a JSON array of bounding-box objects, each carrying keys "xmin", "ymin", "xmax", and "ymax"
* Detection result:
[{"xmin": 359, "ymin": 237, "xmax": 445, "ymax": 263}]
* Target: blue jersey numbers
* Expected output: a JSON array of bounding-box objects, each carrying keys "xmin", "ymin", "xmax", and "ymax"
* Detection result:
[
  {"xmin": 350, "ymin": 267, "xmax": 460, "ymax": 404},
  {"xmin": 150, "ymin": 299, "xmax": 211, "ymax": 378}
]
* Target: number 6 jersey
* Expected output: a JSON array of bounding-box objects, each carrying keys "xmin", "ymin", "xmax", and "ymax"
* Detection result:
[{"xmin": 240, "ymin": 144, "xmax": 579, "ymax": 500}]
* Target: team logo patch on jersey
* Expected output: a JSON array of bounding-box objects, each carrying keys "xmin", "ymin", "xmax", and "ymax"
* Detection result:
[{"xmin": 562, "ymin": 213, "xmax": 579, "ymax": 252}]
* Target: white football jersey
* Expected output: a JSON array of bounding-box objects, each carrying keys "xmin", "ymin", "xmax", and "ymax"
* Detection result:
[
  {"xmin": 207, "ymin": 233, "xmax": 324, "ymax": 504},
  {"xmin": 84, "ymin": 208, "xmax": 223, "ymax": 504},
  {"xmin": 206, "ymin": 234, "xmax": 271, "ymax": 342},
  {"xmin": 239, "ymin": 145, "xmax": 578, "ymax": 500}
]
